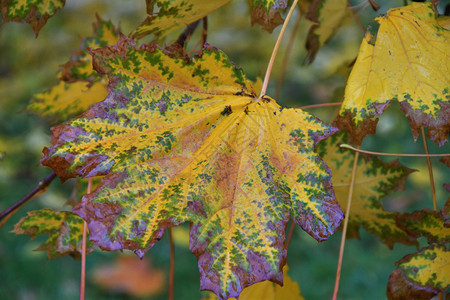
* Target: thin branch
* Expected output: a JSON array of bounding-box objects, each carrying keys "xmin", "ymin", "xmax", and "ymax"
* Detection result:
[
  {"xmin": 169, "ymin": 228, "xmax": 175, "ymax": 300},
  {"xmin": 332, "ymin": 149, "xmax": 360, "ymax": 300},
  {"xmin": 421, "ymin": 128, "xmax": 437, "ymax": 211},
  {"xmin": 259, "ymin": 0, "xmax": 299, "ymax": 99},
  {"xmin": 285, "ymin": 221, "xmax": 295, "ymax": 250},
  {"xmin": 299, "ymin": 102, "xmax": 342, "ymax": 110},
  {"xmin": 275, "ymin": 11, "xmax": 301, "ymax": 99},
  {"xmin": 340, "ymin": 144, "xmax": 449, "ymax": 158},
  {"xmin": 201, "ymin": 17, "xmax": 208, "ymax": 47},
  {"xmin": 80, "ymin": 178, "xmax": 92, "ymax": 300},
  {"xmin": 347, "ymin": 0, "xmax": 367, "ymax": 33},
  {"xmin": 175, "ymin": 21, "xmax": 200, "ymax": 48},
  {"xmin": 368, "ymin": 0, "xmax": 380, "ymax": 11},
  {"xmin": 0, "ymin": 172, "xmax": 57, "ymax": 228}
]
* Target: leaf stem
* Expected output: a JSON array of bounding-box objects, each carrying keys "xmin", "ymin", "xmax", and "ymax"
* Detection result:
[
  {"xmin": 259, "ymin": 0, "xmax": 299, "ymax": 99},
  {"xmin": 333, "ymin": 149, "xmax": 360, "ymax": 300},
  {"xmin": 80, "ymin": 178, "xmax": 92, "ymax": 300},
  {"xmin": 340, "ymin": 144, "xmax": 449, "ymax": 158},
  {"xmin": 175, "ymin": 21, "xmax": 200, "ymax": 48},
  {"xmin": 285, "ymin": 221, "xmax": 295, "ymax": 250},
  {"xmin": 0, "ymin": 172, "xmax": 56, "ymax": 228},
  {"xmin": 274, "ymin": 11, "xmax": 302, "ymax": 99},
  {"xmin": 421, "ymin": 128, "xmax": 437, "ymax": 211},
  {"xmin": 299, "ymin": 102, "xmax": 342, "ymax": 110},
  {"xmin": 169, "ymin": 228, "xmax": 175, "ymax": 300}
]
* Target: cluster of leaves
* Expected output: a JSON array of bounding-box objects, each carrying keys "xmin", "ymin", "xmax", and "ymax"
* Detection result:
[{"xmin": 1, "ymin": 0, "xmax": 449, "ymax": 299}]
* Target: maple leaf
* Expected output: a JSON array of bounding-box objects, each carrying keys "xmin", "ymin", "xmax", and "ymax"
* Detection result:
[
  {"xmin": 250, "ymin": 0, "xmax": 287, "ymax": 33},
  {"xmin": 387, "ymin": 244, "xmax": 449, "ymax": 299},
  {"xmin": 92, "ymin": 255, "xmax": 165, "ymax": 297},
  {"xmin": 336, "ymin": 2, "xmax": 450, "ymax": 146},
  {"xmin": 304, "ymin": 0, "xmax": 349, "ymax": 63},
  {"xmin": 13, "ymin": 209, "xmax": 96, "ymax": 259},
  {"xmin": 28, "ymin": 17, "xmax": 119, "ymax": 122},
  {"xmin": 0, "ymin": 0, "xmax": 65, "ymax": 36},
  {"xmin": 133, "ymin": 0, "xmax": 230, "ymax": 40},
  {"xmin": 206, "ymin": 265, "xmax": 304, "ymax": 300},
  {"xmin": 396, "ymin": 208, "xmax": 450, "ymax": 245},
  {"xmin": 316, "ymin": 131, "xmax": 416, "ymax": 248},
  {"xmin": 41, "ymin": 36, "xmax": 342, "ymax": 299}
]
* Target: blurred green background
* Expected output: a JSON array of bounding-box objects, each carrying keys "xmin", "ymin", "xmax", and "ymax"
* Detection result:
[{"xmin": 0, "ymin": 0, "xmax": 448, "ymax": 299}]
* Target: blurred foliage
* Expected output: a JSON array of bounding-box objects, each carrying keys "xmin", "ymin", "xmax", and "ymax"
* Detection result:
[{"xmin": 0, "ymin": 0, "xmax": 448, "ymax": 299}]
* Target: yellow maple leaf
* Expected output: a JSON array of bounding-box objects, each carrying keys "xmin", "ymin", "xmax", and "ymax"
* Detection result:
[{"xmin": 338, "ymin": 2, "xmax": 449, "ymax": 146}]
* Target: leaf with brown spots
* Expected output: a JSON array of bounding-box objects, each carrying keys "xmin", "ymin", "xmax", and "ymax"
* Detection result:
[
  {"xmin": 250, "ymin": 0, "xmax": 287, "ymax": 33},
  {"xmin": 41, "ymin": 36, "xmax": 342, "ymax": 299},
  {"xmin": 387, "ymin": 244, "xmax": 450, "ymax": 300},
  {"xmin": 338, "ymin": 2, "xmax": 450, "ymax": 146},
  {"xmin": 396, "ymin": 208, "xmax": 450, "ymax": 245},
  {"xmin": 0, "ymin": 0, "xmax": 65, "ymax": 36}
]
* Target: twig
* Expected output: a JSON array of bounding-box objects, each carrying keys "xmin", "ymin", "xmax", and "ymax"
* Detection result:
[
  {"xmin": 421, "ymin": 128, "xmax": 437, "ymax": 211},
  {"xmin": 347, "ymin": 0, "xmax": 367, "ymax": 33},
  {"xmin": 169, "ymin": 228, "xmax": 175, "ymax": 300},
  {"xmin": 368, "ymin": 0, "xmax": 380, "ymax": 11},
  {"xmin": 259, "ymin": 0, "xmax": 300, "ymax": 99},
  {"xmin": 80, "ymin": 178, "xmax": 92, "ymax": 300},
  {"xmin": 299, "ymin": 102, "xmax": 342, "ymax": 110},
  {"xmin": 0, "ymin": 172, "xmax": 57, "ymax": 228},
  {"xmin": 285, "ymin": 221, "xmax": 296, "ymax": 250},
  {"xmin": 175, "ymin": 21, "xmax": 200, "ymax": 48},
  {"xmin": 274, "ymin": 11, "xmax": 301, "ymax": 99},
  {"xmin": 332, "ymin": 149, "xmax": 360, "ymax": 300},
  {"xmin": 340, "ymin": 144, "xmax": 449, "ymax": 158},
  {"xmin": 201, "ymin": 17, "xmax": 208, "ymax": 47}
]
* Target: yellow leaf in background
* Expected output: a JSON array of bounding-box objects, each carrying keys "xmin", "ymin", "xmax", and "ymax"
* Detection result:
[
  {"xmin": 437, "ymin": 16, "xmax": 450, "ymax": 30},
  {"xmin": 305, "ymin": 0, "xmax": 350, "ymax": 63},
  {"xmin": 28, "ymin": 17, "xmax": 120, "ymax": 122},
  {"xmin": 317, "ymin": 131, "xmax": 416, "ymax": 248},
  {"xmin": 172, "ymin": 226, "xmax": 190, "ymax": 248},
  {"xmin": 133, "ymin": 0, "xmax": 230, "ymax": 39},
  {"xmin": 29, "ymin": 80, "xmax": 108, "ymax": 121},
  {"xmin": 206, "ymin": 265, "xmax": 304, "ymax": 300},
  {"xmin": 338, "ymin": 2, "xmax": 449, "ymax": 146},
  {"xmin": 13, "ymin": 209, "xmax": 96, "ymax": 259}
]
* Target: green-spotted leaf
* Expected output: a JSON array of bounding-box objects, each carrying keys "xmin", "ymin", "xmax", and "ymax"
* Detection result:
[
  {"xmin": 442, "ymin": 198, "xmax": 450, "ymax": 228},
  {"xmin": 387, "ymin": 244, "xmax": 450, "ymax": 299},
  {"xmin": 396, "ymin": 208, "xmax": 450, "ymax": 245},
  {"xmin": 304, "ymin": 0, "xmax": 349, "ymax": 63},
  {"xmin": 133, "ymin": 0, "xmax": 230, "ymax": 40},
  {"xmin": 13, "ymin": 209, "xmax": 96, "ymax": 259},
  {"xmin": 41, "ymin": 36, "xmax": 342, "ymax": 299},
  {"xmin": 316, "ymin": 131, "xmax": 416, "ymax": 248},
  {"xmin": 250, "ymin": 0, "xmax": 287, "ymax": 33},
  {"xmin": 0, "ymin": 0, "xmax": 65, "ymax": 36},
  {"xmin": 337, "ymin": 2, "xmax": 450, "ymax": 146},
  {"xmin": 28, "ymin": 17, "xmax": 119, "ymax": 122}
]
